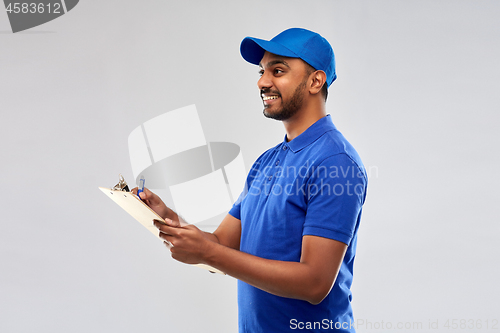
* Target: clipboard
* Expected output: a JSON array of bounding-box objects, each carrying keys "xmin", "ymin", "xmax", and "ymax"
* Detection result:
[{"xmin": 99, "ymin": 176, "xmax": 224, "ymax": 275}]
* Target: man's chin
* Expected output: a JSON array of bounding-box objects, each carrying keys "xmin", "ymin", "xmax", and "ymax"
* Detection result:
[
  {"xmin": 263, "ymin": 108, "xmax": 291, "ymax": 121},
  {"xmin": 263, "ymin": 108, "xmax": 280, "ymax": 120}
]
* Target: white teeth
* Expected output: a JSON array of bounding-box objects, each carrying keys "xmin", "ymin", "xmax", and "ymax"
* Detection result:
[{"xmin": 262, "ymin": 96, "xmax": 279, "ymax": 101}]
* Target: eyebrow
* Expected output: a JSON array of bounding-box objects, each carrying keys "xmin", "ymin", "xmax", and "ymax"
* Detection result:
[{"xmin": 259, "ymin": 59, "xmax": 291, "ymax": 70}]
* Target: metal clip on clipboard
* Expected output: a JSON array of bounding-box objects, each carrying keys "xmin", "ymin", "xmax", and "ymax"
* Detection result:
[{"xmin": 111, "ymin": 174, "xmax": 130, "ymax": 192}]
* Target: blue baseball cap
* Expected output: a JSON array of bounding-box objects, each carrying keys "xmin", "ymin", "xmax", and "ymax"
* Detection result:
[{"xmin": 240, "ymin": 28, "xmax": 337, "ymax": 86}]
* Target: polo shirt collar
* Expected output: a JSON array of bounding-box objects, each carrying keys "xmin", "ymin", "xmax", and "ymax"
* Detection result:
[{"xmin": 283, "ymin": 114, "xmax": 337, "ymax": 153}]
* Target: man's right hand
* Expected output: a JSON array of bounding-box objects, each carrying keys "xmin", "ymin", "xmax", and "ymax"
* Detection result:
[{"xmin": 131, "ymin": 187, "xmax": 173, "ymax": 220}]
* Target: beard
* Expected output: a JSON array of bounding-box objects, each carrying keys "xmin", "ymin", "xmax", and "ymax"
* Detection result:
[{"xmin": 262, "ymin": 77, "xmax": 307, "ymax": 121}]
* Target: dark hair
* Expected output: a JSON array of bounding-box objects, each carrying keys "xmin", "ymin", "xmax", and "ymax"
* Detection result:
[{"xmin": 321, "ymin": 82, "xmax": 328, "ymax": 102}]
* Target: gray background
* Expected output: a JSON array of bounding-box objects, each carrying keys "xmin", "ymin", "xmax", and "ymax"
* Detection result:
[{"xmin": 1, "ymin": 0, "xmax": 499, "ymax": 332}]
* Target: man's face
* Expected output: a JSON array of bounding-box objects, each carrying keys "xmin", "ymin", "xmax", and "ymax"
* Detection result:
[{"xmin": 258, "ymin": 52, "xmax": 310, "ymax": 121}]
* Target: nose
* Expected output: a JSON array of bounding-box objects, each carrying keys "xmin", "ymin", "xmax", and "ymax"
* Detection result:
[{"xmin": 258, "ymin": 71, "xmax": 272, "ymax": 91}]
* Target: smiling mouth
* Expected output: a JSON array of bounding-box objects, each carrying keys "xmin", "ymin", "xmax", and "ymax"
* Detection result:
[{"xmin": 262, "ymin": 95, "xmax": 279, "ymax": 101}]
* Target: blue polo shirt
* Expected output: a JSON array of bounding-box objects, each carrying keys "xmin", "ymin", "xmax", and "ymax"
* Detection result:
[{"xmin": 229, "ymin": 115, "xmax": 367, "ymax": 333}]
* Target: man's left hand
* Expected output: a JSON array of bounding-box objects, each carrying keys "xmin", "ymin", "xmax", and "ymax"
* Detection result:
[{"xmin": 153, "ymin": 219, "xmax": 211, "ymax": 265}]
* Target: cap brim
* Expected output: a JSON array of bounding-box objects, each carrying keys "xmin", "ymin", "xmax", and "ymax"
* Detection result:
[{"xmin": 240, "ymin": 37, "xmax": 298, "ymax": 65}]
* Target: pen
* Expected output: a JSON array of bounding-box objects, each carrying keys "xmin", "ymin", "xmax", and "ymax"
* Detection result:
[{"xmin": 137, "ymin": 175, "xmax": 145, "ymax": 198}]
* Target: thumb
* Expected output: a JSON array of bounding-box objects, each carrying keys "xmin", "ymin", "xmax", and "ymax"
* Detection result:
[
  {"xmin": 139, "ymin": 187, "xmax": 155, "ymax": 201},
  {"xmin": 164, "ymin": 218, "xmax": 181, "ymax": 227}
]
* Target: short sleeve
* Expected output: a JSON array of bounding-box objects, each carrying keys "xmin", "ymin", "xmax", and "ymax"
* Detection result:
[
  {"xmin": 303, "ymin": 153, "xmax": 367, "ymax": 245},
  {"xmin": 228, "ymin": 192, "xmax": 243, "ymax": 220}
]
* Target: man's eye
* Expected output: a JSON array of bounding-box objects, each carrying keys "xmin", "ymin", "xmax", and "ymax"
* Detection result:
[
  {"xmin": 274, "ymin": 69, "xmax": 283, "ymax": 75},
  {"xmin": 258, "ymin": 70, "xmax": 264, "ymax": 76}
]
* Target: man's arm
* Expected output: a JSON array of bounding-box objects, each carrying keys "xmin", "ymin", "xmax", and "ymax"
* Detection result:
[
  {"xmin": 155, "ymin": 218, "xmax": 346, "ymax": 305},
  {"xmin": 207, "ymin": 233, "xmax": 347, "ymax": 305},
  {"xmin": 212, "ymin": 213, "xmax": 241, "ymax": 250},
  {"xmin": 136, "ymin": 187, "xmax": 347, "ymax": 304}
]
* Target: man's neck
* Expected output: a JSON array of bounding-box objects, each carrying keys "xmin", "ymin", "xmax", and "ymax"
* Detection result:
[{"xmin": 282, "ymin": 102, "xmax": 326, "ymax": 142}]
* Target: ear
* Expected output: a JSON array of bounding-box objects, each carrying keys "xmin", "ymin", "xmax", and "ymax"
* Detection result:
[{"xmin": 309, "ymin": 70, "xmax": 327, "ymax": 96}]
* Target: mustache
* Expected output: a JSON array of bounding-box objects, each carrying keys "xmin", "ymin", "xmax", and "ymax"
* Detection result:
[{"xmin": 260, "ymin": 88, "xmax": 281, "ymax": 97}]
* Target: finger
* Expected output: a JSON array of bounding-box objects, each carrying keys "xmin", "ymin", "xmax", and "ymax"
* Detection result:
[
  {"xmin": 139, "ymin": 186, "xmax": 152, "ymax": 199},
  {"xmin": 154, "ymin": 220, "xmax": 168, "ymax": 230},
  {"xmin": 164, "ymin": 218, "xmax": 181, "ymax": 227},
  {"xmin": 156, "ymin": 225, "xmax": 174, "ymax": 236},
  {"xmin": 154, "ymin": 219, "xmax": 180, "ymax": 229},
  {"xmin": 142, "ymin": 187, "xmax": 155, "ymax": 199},
  {"xmin": 131, "ymin": 187, "xmax": 138, "ymax": 194},
  {"xmin": 158, "ymin": 229, "xmax": 173, "ymax": 241},
  {"xmin": 155, "ymin": 222, "xmax": 180, "ymax": 237},
  {"xmin": 159, "ymin": 233, "xmax": 176, "ymax": 245}
]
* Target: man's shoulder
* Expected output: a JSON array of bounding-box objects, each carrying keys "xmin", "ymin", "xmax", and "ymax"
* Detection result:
[{"xmin": 310, "ymin": 129, "xmax": 364, "ymax": 168}]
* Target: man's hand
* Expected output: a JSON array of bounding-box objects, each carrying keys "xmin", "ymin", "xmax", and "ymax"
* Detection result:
[
  {"xmin": 154, "ymin": 219, "xmax": 212, "ymax": 265},
  {"xmin": 131, "ymin": 187, "xmax": 223, "ymax": 261},
  {"xmin": 131, "ymin": 187, "xmax": 172, "ymax": 220}
]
